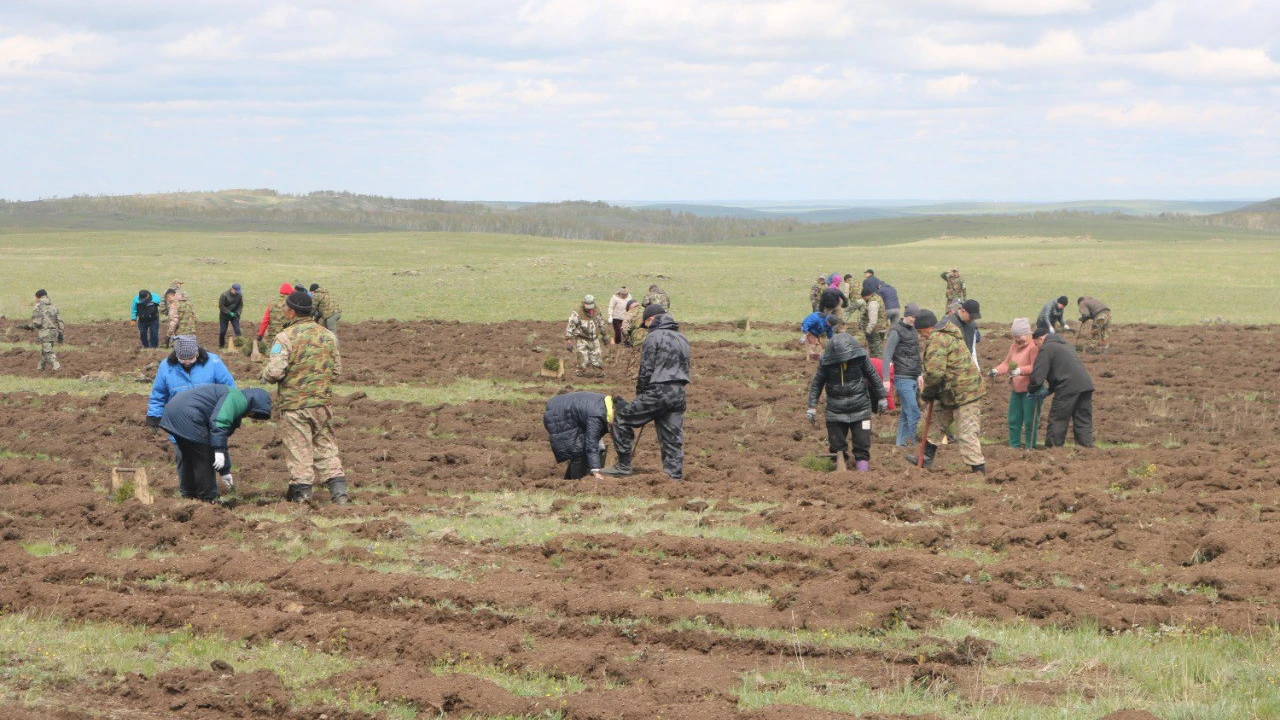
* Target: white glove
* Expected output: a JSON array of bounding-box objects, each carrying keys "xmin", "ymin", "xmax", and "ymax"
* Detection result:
[
  {"xmin": 218, "ymin": 473, "xmax": 234, "ymax": 491},
  {"xmin": 806, "ymin": 408, "xmax": 817, "ymax": 424},
  {"xmin": 876, "ymin": 399, "xmax": 888, "ymax": 413},
  {"xmin": 212, "ymin": 452, "xmax": 226, "ymax": 471},
  {"xmin": 1011, "ymin": 368, "xmax": 1022, "ymax": 377}
]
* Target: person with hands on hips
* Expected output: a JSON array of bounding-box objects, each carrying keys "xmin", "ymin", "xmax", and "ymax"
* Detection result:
[{"xmin": 159, "ymin": 384, "xmax": 272, "ymax": 502}]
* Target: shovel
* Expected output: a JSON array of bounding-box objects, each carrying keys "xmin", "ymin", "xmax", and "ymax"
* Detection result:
[{"xmin": 917, "ymin": 401, "xmax": 935, "ymax": 468}]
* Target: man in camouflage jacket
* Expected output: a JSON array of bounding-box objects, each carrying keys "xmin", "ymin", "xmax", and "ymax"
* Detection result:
[
  {"xmin": 30, "ymin": 289, "xmax": 65, "ymax": 371},
  {"xmin": 940, "ymin": 268, "xmax": 967, "ymax": 310},
  {"xmin": 1076, "ymin": 296, "xmax": 1111, "ymax": 354},
  {"xmin": 166, "ymin": 290, "xmax": 198, "ymax": 342},
  {"xmin": 261, "ymin": 290, "xmax": 348, "ymax": 504},
  {"xmin": 859, "ymin": 278, "xmax": 891, "ymax": 358},
  {"xmin": 906, "ymin": 309, "xmax": 988, "ymax": 474},
  {"xmin": 309, "ymin": 283, "xmax": 343, "ymax": 333},
  {"xmin": 257, "ymin": 282, "xmax": 295, "ymax": 350},
  {"xmin": 565, "ymin": 295, "xmax": 610, "ymax": 375},
  {"xmin": 642, "ymin": 284, "xmax": 670, "ymax": 310},
  {"xmin": 809, "ymin": 276, "xmax": 826, "ymax": 312}
]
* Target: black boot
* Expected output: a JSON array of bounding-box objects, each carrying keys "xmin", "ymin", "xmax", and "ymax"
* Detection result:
[
  {"xmin": 326, "ymin": 476, "xmax": 350, "ymax": 505},
  {"xmin": 969, "ymin": 463, "xmax": 986, "ymax": 475},
  {"xmin": 905, "ymin": 442, "xmax": 937, "ymax": 470},
  {"xmin": 599, "ymin": 454, "xmax": 633, "ymax": 477},
  {"xmin": 286, "ymin": 483, "xmax": 313, "ymax": 503}
]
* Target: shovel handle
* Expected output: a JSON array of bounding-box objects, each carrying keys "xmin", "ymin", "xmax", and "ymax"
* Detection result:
[{"xmin": 917, "ymin": 401, "xmax": 935, "ymax": 468}]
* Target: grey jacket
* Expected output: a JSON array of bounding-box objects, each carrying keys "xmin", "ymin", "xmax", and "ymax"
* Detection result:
[
  {"xmin": 1028, "ymin": 335, "xmax": 1095, "ymax": 397},
  {"xmin": 882, "ymin": 320, "xmax": 922, "ymax": 379}
]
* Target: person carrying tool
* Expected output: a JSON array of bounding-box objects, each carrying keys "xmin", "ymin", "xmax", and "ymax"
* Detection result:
[
  {"xmin": 600, "ymin": 305, "xmax": 690, "ymax": 481},
  {"xmin": 160, "ymin": 384, "xmax": 271, "ymax": 502},
  {"xmin": 543, "ymin": 391, "xmax": 626, "ymax": 480},
  {"xmin": 1028, "ymin": 326, "xmax": 1096, "ymax": 448},
  {"xmin": 1076, "ymin": 296, "xmax": 1111, "ymax": 354},
  {"xmin": 806, "ymin": 331, "xmax": 887, "ymax": 472},
  {"xmin": 905, "ymin": 308, "xmax": 988, "ymax": 474},
  {"xmin": 989, "ymin": 318, "xmax": 1040, "ymax": 449},
  {"xmin": 218, "ymin": 283, "xmax": 244, "ymax": 349}
]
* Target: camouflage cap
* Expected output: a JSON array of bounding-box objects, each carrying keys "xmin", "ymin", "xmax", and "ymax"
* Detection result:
[{"xmin": 582, "ymin": 294, "xmax": 596, "ymax": 308}]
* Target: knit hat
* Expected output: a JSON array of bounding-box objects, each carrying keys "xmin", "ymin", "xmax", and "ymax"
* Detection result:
[
  {"xmin": 174, "ymin": 335, "xmax": 199, "ymax": 360},
  {"xmin": 861, "ymin": 277, "xmax": 880, "ymax": 296},
  {"xmin": 582, "ymin": 294, "xmax": 596, "ymax": 309},
  {"xmin": 1033, "ymin": 327, "xmax": 1050, "ymax": 339},
  {"xmin": 278, "ymin": 282, "xmax": 294, "ymax": 295},
  {"xmin": 961, "ymin": 299, "xmax": 981, "ymax": 319},
  {"xmin": 1057, "ymin": 295, "xmax": 1068, "ymax": 306},
  {"xmin": 1011, "ymin": 318, "xmax": 1032, "ymax": 337},
  {"xmin": 915, "ymin": 309, "xmax": 939, "ymax": 329},
  {"xmin": 231, "ymin": 283, "xmax": 241, "ymax": 292},
  {"xmin": 643, "ymin": 304, "xmax": 666, "ymax": 321},
  {"xmin": 309, "ymin": 283, "xmax": 320, "ymax": 292},
  {"xmin": 904, "ymin": 302, "xmax": 920, "ymax": 317},
  {"xmin": 285, "ymin": 290, "xmax": 313, "ymax": 314}
]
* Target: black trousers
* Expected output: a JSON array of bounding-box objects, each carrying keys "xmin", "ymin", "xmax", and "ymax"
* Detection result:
[
  {"xmin": 1045, "ymin": 391, "xmax": 1094, "ymax": 448},
  {"xmin": 827, "ymin": 420, "xmax": 872, "ymax": 462},
  {"xmin": 564, "ymin": 455, "xmax": 590, "ymax": 480},
  {"xmin": 613, "ymin": 382, "xmax": 687, "ymax": 480},
  {"xmin": 174, "ymin": 438, "xmax": 219, "ymax": 501},
  {"xmin": 611, "ymin": 318, "xmax": 624, "ymax": 345},
  {"xmin": 219, "ymin": 316, "xmax": 242, "ymax": 347},
  {"xmin": 138, "ymin": 318, "xmax": 160, "ymax": 348}
]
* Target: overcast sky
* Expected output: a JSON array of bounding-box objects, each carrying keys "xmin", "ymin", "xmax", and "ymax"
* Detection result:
[{"xmin": 2, "ymin": 0, "xmax": 1277, "ymax": 201}]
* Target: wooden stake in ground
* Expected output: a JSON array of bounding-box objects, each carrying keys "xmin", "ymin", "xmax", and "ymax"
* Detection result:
[
  {"xmin": 250, "ymin": 339, "xmax": 263, "ymax": 362},
  {"xmin": 110, "ymin": 467, "xmax": 154, "ymax": 505}
]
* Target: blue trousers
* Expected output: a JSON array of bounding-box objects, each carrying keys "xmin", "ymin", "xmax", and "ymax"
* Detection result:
[{"xmin": 895, "ymin": 377, "xmax": 920, "ymax": 447}]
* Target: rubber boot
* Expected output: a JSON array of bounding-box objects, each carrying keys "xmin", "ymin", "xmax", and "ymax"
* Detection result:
[
  {"xmin": 969, "ymin": 463, "xmax": 986, "ymax": 476},
  {"xmin": 905, "ymin": 442, "xmax": 937, "ymax": 470},
  {"xmin": 855, "ymin": 460, "xmax": 869, "ymax": 472},
  {"xmin": 286, "ymin": 483, "xmax": 313, "ymax": 503},
  {"xmin": 326, "ymin": 476, "xmax": 350, "ymax": 505},
  {"xmin": 599, "ymin": 454, "xmax": 633, "ymax": 477}
]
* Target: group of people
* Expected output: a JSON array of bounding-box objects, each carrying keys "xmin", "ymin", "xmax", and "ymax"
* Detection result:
[
  {"xmin": 564, "ymin": 284, "xmax": 670, "ymax": 376},
  {"xmin": 127, "ymin": 281, "xmax": 343, "ymax": 352},
  {"xmin": 801, "ymin": 269, "xmax": 1109, "ymax": 474}
]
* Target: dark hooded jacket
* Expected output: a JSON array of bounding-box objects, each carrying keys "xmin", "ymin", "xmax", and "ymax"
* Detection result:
[
  {"xmin": 883, "ymin": 319, "xmax": 922, "ymax": 378},
  {"xmin": 637, "ymin": 314, "xmax": 690, "ymax": 395},
  {"xmin": 877, "ymin": 282, "xmax": 900, "ymax": 311},
  {"xmin": 543, "ymin": 391, "xmax": 612, "ymax": 469},
  {"xmin": 807, "ymin": 333, "xmax": 886, "ymax": 423},
  {"xmin": 159, "ymin": 384, "xmax": 272, "ymax": 450},
  {"xmin": 818, "ymin": 287, "xmax": 848, "ymax": 313},
  {"xmin": 1028, "ymin": 334, "xmax": 1095, "ymax": 398}
]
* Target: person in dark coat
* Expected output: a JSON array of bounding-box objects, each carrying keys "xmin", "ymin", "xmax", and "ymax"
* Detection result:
[
  {"xmin": 882, "ymin": 303, "xmax": 923, "ymax": 447},
  {"xmin": 1027, "ymin": 330, "xmax": 1096, "ymax": 448},
  {"xmin": 818, "ymin": 286, "xmax": 848, "ymax": 317},
  {"xmin": 601, "ymin": 306, "xmax": 691, "ymax": 481},
  {"xmin": 807, "ymin": 332, "xmax": 887, "ymax": 471},
  {"xmin": 542, "ymin": 391, "xmax": 625, "ymax": 480},
  {"xmin": 160, "ymin": 384, "xmax": 272, "ymax": 501},
  {"xmin": 218, "ymin": 283, "xmax": 244, "ymax": 349}
]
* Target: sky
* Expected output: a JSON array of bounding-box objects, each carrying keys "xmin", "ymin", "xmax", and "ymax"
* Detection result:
[{"xmin": 1, "ymin": 0, "xmax": 1278, "ymax": 202}]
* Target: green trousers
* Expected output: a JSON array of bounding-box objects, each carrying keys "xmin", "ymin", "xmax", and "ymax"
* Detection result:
[{"xmin": 1008, "ymin": 391, "xmax": 1037, "ymax": 448}]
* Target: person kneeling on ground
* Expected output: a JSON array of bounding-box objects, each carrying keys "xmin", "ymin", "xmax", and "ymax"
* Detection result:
[
  {"xmin": 1027, "ymin": 328, "xmax": 1096, "ymax": 448},
  {"xmin": 543, "ymin": 391, "xmax": 626, "ymax": 480},
  {"xmin": 806, "ymin": 331, "xmax": 887, "ymax": 472},
  {"xmin": 600, "ymin": 305, "xmax": 691, "ymax": 481},
  {"xmin": 160, "ymin": 384, "xmax": 272, "ymax": 502}
]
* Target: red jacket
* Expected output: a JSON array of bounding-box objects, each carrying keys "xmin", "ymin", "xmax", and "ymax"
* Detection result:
[
  {"xmin": 258, "ymin": 282, "xmax": 296, "ymax": 338},
  {"xmin": 869, "ymin": 357, "xmax": 895, "ymax": 410}
]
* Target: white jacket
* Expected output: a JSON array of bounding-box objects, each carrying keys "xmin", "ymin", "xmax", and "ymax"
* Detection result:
[{"xmin": 608, "ymin": 293, "xmax": 631, "ymax": 322}]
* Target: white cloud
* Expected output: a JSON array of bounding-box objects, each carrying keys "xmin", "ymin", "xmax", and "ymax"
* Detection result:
[
  {"xmin": 1136, "ymin": 45, "xmax": 1280, "ymax": 83},
  {"xmin": 762, "ymin": 74, "xmax": 845, "ymax": 102},
  {"xmin": 1046, "ymin": 101, "xmax": 1271, "ymax": 131},
  {"xmin": 924, "ymin": 73, "xmax": 977, "ymax": 96},
  {"xmin": 0, "ymin": 32, "xmax": 105, "ymax": 75},
  {"xmin": 909, "ymin": 30, "xmax": 1084, "ymax": 72},
  {"xmin": 161, "ymin": 27, "xmax": 243, "ymax": 61},
  {"xmin": 917, "ymin": 0, "xmax": 1092, "ymax": 16}
]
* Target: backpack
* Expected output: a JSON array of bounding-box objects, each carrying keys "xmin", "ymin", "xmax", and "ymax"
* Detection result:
[{"xmin": 137, "ymin": 298, "xmax": 160, "ymax": 322}]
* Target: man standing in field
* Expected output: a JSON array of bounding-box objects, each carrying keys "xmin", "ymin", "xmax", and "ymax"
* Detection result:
[
  {"xmin": 261, "ymin": 290, "xmax": 348, "ymax": 504},
  {"xmin": 1077, "ymin": 296, "xmax": 1111, "ymax": 354},
  {"xmin": 132, "ymin": 289, "xmax": 161, "ymax": 349},
  {"xmin": 565, "ymin": 295, "xmax": 610, "ymax": 377},
  {"xmin": 859, "ymin": 278, "xmax": 890, "ymax": 358},
  {"xmin": 642, "ymin": 284, "xmax": 670, "ymax": 310},
  {"xmin": 906, "ymin": 308, "xmax": 988, "ymax": 475},
  {"xmin": 940, "ymin": 268, "xmax": 967, "ymax": 311},
  {"xmin": 601, "ymin": 305, "xmax": 691, "ymax": 481},
  {"xmin": 218, "ymin": 283, "xmax": 243, "ymax": 349},
  {"xmin": 608, "ymin": 287, "xmax": 632, "ymax": 345},
  {"xmin": 309, "ymin": 283, "xmax": 342, "ymax": 333},
  {"xmin": 166, "ymin": 285, "xmax": 198, "ymax": 345},
  {"xmin": 943, "ymin": 299, "xmax": 983, "ymax": 371},
  {"xmin": 809, "ymin": 275, "xmax": 827, "ymax": 312},
  {"xmin": 29, "ymin": 289, "xmax": 65, "ymax": 371}
]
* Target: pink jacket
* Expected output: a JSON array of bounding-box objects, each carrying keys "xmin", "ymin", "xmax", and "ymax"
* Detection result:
[{"xmin": 994, "ymin": 340, "xmax": 1039, "ymax": 393}]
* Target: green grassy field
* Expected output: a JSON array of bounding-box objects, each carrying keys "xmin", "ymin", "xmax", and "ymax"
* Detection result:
[{"xmin": 1, "ymin": 224, "xmax": 1277, "ymax": 325}]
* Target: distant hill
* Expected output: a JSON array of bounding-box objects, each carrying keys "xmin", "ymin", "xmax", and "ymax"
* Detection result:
[
  {"xmin": 634, "ymin": 199, "xmax": 1252, "ymax": 223},
  {"xmin": 1195, "ymin": 197, "xmax": 1280, "ymax": 231}
]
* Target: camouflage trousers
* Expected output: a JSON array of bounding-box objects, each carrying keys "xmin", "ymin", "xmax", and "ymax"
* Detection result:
[
  {"xmin": 864, "ymin": 331, "xmax": 885, "ymax": 359},
  {"xmin": 322, "ymin": 313, "xmax": 341, "ymax": 334},
  {"xmin": 1085, "ymin": 310, "xmax": 1110, "ymax": 353},
  {"xmin": 574, "ymin": 338, "xmax": 603, "ymax": 369},
  {"xmin": 927, "ymin": 401, "xmax": 984, "ymax": 466},
  {"xmin": 280, "ymin": 406, "xmax": 344, "ymax": 487},
  {"xmin": 37, "ymin": 332, "xmax": 59, "ymax": 371},
  {"xmin": 612, "ymin": 382, "xmax": 686, "ymax": 480}
]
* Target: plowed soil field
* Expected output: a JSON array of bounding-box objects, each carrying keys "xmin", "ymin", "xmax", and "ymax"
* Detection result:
[{"xmin": 1, "ymin": 318, "xmax": 1278, "ymax": 720}]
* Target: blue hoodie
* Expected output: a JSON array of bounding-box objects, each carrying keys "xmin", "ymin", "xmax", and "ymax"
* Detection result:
[
  {"xmin": 802, "ymin": 312, "xmax": 834, "ymax": 338},
  {"xmin": 147, "ymin": 348, "xmax": 237, "ymax": 419}
]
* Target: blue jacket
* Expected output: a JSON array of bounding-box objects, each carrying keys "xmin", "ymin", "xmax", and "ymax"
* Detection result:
[
  {"xmin": 802, "ymin": 312, "xmax": 833, "ymax": 338},
  {"xmin": 161, "ymin": 385, "xmax": 271, "ymax": 450},
  {"xmin": 132, "ymin": 291, "xmax": 158, "ymax": 321},
  {"xmin": 877, "ymin": 282, "xmax": 900, "ymax": 311},
  {"xmin": 147, "ymin": 348, "xmax": 237, "ymax": 418}
]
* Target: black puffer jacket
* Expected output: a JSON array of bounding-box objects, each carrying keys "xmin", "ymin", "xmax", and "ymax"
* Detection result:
[
  {"xmin": 1028, "ymin": 334, "xmax": 1095, "ymax": 397},
  {"xmin": 543, "ymin": 392, "xmax": 611, "ymax": 468},
  {"xmin": 807, "ymin": 333, "xmax": 886, "ymax": 422},
  {"xmin": 637, "ymin": 314, "xmax": 690, "ymax": 394}
]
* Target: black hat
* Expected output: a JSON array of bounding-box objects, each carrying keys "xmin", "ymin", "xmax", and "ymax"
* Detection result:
[
  {"xmin": 961, "ymin": 299, "xmax": 981, "ymax": 319},
  {"xmin": 286, "ymin": 290, "xmax": 313, "ymax": 314},
  {"xmin": 642, "ymin": 304, "xmax": 666, "ymax": 321},
  {"xmin": 861, "ymin": 277, "xmax": 880, "ymax": 296},
  {"xmin": 915, "ymin": 309, "xmax": 938, "ymax": 328},
  {"xmin": 139, "ymin": 289, "xmax": 151, "ymax": 300},
  {"xmin": 1057, "ymin": 296, "xmax": 1069, "ymax": 306},
  {"xmin": 309, "ymin": 283, "xmax": 320, "ymax": 292},
  {"xmin": 35, "ymin": 289, "xmax": 47, "ymax": 298},
  {"xmin": 865, "ymin": 269, "xmax": 874, "ymax": 275},
  {"xmin": 1033, "ymin": 327, "xmax": 1050, "ymax": 339}
]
